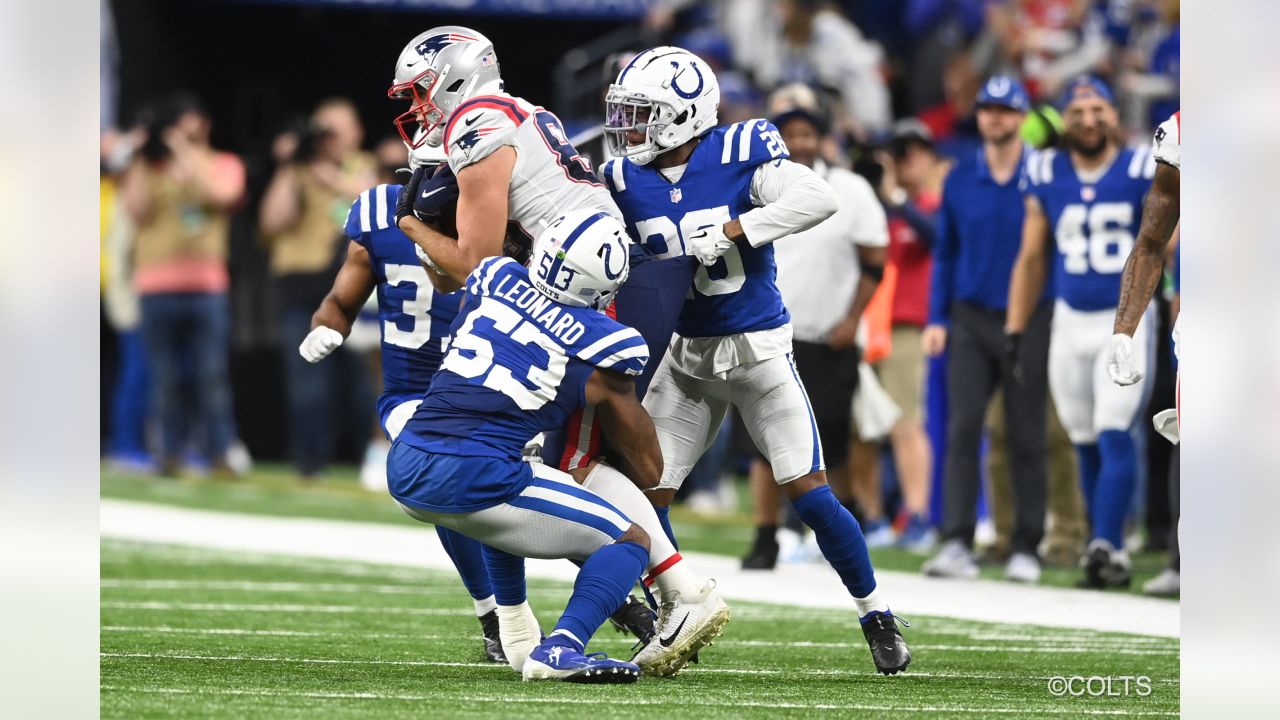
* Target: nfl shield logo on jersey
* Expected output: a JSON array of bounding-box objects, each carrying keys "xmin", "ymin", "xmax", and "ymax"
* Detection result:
[{"xmin": 670, "ymin": 187, "xmax": 682, "ymax": 203}]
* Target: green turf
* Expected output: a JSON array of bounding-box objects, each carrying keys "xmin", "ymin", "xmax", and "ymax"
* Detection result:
[
  {"xmin": 102, "ymin": 463, "xmax": 1176, "ymax": 596},
  {"xmin": 101, "ymin": 539, "xmax": 1178, "ymax": 719}
]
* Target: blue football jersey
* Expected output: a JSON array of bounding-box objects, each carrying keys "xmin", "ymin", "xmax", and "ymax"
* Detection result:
[
  {"xmin": 1025, "ymin": 146, "xmax": 1155, "ymax": 311},
  {"xmin": 400, "ymin": 256, "xmax": 649, "ymax": 462},
  {"xmin": 603, "ymin": 119, "xmax": 792, "ymax": 337},
  {"xmin": 344, "ymin": 184, "xmax": 461, "ymax": 422}
]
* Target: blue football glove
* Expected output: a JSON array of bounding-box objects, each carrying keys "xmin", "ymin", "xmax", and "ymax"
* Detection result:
[
  {"xmin": 394, "ymin": 166, "xmax": 427, "ymax": 227},
  {"xmin": 412, "ymin": 164, "xmax": 460, "ymax": 221}
]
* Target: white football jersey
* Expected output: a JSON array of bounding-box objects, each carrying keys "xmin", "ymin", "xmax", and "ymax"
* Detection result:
[
  {"xmin": 1153, "ymin": 111, "xmax": 1180, "ymax": 170},
  {"xmin": 442, "ymin": 93, "xmax": 623, "ymax": 241}
]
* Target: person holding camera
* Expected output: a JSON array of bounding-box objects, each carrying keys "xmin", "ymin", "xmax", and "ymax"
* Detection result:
[
  {"xmin": 120, "ymin": 93, "xmax": 245, "ymax": 478},
  {"xmin": 260, "ymin": 97, "xmax": 378, "ymax": 481}
]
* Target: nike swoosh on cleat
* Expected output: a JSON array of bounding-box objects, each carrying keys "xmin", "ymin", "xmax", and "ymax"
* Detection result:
[{"xmin": 659, "ymin": 614, "xmax": 689, "ymax": 647}]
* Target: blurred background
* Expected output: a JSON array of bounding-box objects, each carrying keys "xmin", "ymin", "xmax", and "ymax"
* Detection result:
[{"xmin": 99, "ymin": 0, "xmax": 1180, "ymax": 591}]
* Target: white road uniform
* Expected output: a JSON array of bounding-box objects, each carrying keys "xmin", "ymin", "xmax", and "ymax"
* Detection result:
[{"xmin": 443, "ymin": 93, "xmax": 623, "ymax": 240}]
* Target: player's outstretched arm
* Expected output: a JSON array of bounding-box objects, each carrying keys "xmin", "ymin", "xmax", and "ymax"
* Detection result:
[
  {"xmin": 734, "ymin": 159, "xmax": 839, "ymax": 247},
  {"xmin": 398, "ymin": 147, "xmax": 515, "ymax": 285},
  {"xmin": 1113, "ymin": 162, "xmax": 1180, "ymax": 337},
  {"xmin": 586, "ymin": 368, "xmax": 663, "ymax": 491},
  {"xmin": 299, "ymin": 241, "xmax": 376, "ymax": 363},
  {"xmin": 1005, "ymin": 195, "xmax": 1050, "ymax": 334}
]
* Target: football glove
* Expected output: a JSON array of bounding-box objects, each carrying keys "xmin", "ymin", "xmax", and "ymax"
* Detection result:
[
  {"xmin": 299, "ymin": 326, "xmax": 344, "ymax": 363},
  {"xmin": 1105, "ymin": 333, "xmax": 1143, "ymax": 386},
  {"xmin": 394, "ymin": 166, "xmax": 428, "ymax": 227},
  {"xmin": 686, "ymin": 223, "xmax": 734, "ymax": 266},
  {"xmin": 412, "ymin": 164, "xmax": 460, "ymax": 221}
]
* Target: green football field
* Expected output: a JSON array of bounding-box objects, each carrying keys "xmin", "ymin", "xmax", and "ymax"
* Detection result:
[{"xmin": 101, "ymin": 543, "xmax": 1179, "ymax": 719}]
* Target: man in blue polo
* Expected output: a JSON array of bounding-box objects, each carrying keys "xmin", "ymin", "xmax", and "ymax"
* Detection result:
[{"xmin": 920, "ymin": 75, "xmax": 1050, "ymax": 583}]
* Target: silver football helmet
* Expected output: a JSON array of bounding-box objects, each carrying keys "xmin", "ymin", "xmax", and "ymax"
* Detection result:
[{"xmin": 388, "ymin": 26, "xmax": 503, "ymax": 149}]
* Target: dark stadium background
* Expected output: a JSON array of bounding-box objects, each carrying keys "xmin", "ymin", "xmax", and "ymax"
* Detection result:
[{"xmin": 105, "ymin": 0, "xmax": 637, "ymax": 460}]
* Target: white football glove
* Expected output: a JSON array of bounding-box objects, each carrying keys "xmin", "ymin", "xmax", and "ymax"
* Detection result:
[
  {"xmin": 686, "ymin": 223, "xmax": 734, "ymax": 266},
  {"xmin": 298, "ymin": 326, "xmax": 344, "ymax": 364},
  {"xmin": 1105, "ymin": 333, "xmax": 1142, "ymax": 386}
]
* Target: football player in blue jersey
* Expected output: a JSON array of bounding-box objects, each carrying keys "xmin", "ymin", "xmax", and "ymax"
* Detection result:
[
  {"xmin": 296, "ymin": 145, "xmax": 509, "ymax": 663},
  {"xmin": 602, "ymin": 47, "xmax": 912, "ymax": 675},
  {"xmin": 386, "ymin": 209, "xmax": 678, "ymax": 683},
  {"xmin": 1006, "ymin": 77, "xmax": 1158, "ymax": 589},
  {"xmin": 387, "ymin": 28, "xmax": 724, "ymax": 677}
]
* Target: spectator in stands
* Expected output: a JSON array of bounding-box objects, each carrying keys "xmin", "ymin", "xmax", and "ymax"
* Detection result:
[
  {"xmin": 921, "ymin": 76, "xmax": 1049, "ymax": 583},
  {"xmin": 741, "ymin": 85, "xmax": 888, "ymax": 569},
  {"xmin": 983, "ymin": 0, "xmax": 1112, "ymax": 100},
  {"xmin": 120, "ymin": 93, "xmax": 245, "ymax": 478},
  {"xmin": 260, "ymin": 98, "xmax": 377, "ymax": 480},
  {"xmin": 724, "ymin": 0, "xmax": 893, "ymax": 136},
  {"xmin": 875, "ymin": 119, "xmax": 949, "ymax": 552}
]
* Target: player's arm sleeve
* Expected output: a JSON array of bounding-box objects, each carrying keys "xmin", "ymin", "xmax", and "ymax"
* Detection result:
[
  {"xmin": 574, "ymin": 325, "xmax": 649, "ymax": 377},
  {"xmin": 1152, "ymin": 113, "xmax": 1180, "ymax": 170},
  {"xmin": 444, "ymin": 100, "xmax": 521, "ymax": 173},
  {"xmin": 738, "ymin": 159, "xmax": 839, "ymax": 248},
  {"xmin": 927, "ymin": 180, "xmax": 957, "ymax": 327}
]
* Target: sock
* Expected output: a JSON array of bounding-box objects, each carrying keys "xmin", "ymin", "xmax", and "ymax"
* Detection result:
[
  {"xmin": 473, "ymin": 595, "xmax": 497, "ymax": 617},
  {"xmin": 1075, "ymin": 443, "xmax": 1102, "ymax": 516},
  {"xmin": 753, "ymin": 524, "xmax": 778, "ymax": 548},
  {"xmin": 435, "ymin": 526, "xmax": 494, "ymax": 601},
  {"xmin": 552, "ymin": 541, "xmax": 648, "ymax": 650},
  {"xmin": 791, "ymin": 484, "xmax": 878, "ymax": 599},
  {"xmin": 654, "ymin": 505, "xmax": 679, "ymax": 549},
  {"xmin": 582, "ymin": 464, "xmax": 700, "ymax": 601},
  {"xmin": 853, "ymin": 586, "xmax": 891, "ymax": 620},
  {"xmin": 480, "ymin": 544, "xmax": 527, "ymax": 607},
  {"xmin": 1094, "ymin": 429, "xmax": 1138, "ymax": 548}
]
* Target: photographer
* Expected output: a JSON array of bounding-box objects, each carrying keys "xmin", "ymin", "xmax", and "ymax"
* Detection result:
[
  {"xmin": 119, "ymin": 93, "xmax": 245, "ymax": 478},
  {"xmin": 259, "ymin": 97, "xmax": 377, "ymax": 481}
]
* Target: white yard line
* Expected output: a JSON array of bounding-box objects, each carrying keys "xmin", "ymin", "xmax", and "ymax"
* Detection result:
[
  {"xmin": 100, "ymin": 682, "xmax": 1179, "ymax": 716},
  {"xmin": 100, "ymin": 625, "xmax": 1175, "ymax": 655},
  {"xmin": 100, "ymin": 499, "xmax": 1179, "ymax": 638}
]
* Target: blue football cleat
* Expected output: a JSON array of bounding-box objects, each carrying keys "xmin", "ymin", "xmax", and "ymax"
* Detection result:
[{"xmin": 522, "ymin": 641, "xmax": 641, "ymax": 684}]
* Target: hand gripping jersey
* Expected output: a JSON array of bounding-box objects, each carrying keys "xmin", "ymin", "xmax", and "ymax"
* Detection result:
[
  {"xmin": 1153, "ymin": 111, "xmax": 1181, "ymax": 170},
  {"xmin": 1025, "ymin": 146, "xmax": 1156, "ymax": 311},
  {"xmin": 400, "ymin": 256, "xmax": 649, "ymax": 474},
  {"xmin": 344, "ymin": 184, "xmax": 462, "ymax": 426},
  {"xmin": 442, "ymin": 93, "xmax": 624, "ymax": 239},
  {"xmin": 603, "ymin": 119, "xmax": 793, "ymax": 338}
]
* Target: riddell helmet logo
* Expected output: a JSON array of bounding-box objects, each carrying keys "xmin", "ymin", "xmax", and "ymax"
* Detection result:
[{"xmin": 415, "ymin": 33, "xmax": 478, "ymax": 62}]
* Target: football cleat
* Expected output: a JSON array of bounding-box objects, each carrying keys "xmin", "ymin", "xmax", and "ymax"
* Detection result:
[
  {"xmin": 922, "ymin": 539, "xmax": 980, "ymax": 579},
  {"xmin": 608, "ymin": 594, "xmax": 657, "ymax": 646},
  {"xmin": 522, "ymin": 642, "xmax": 641, "ymax": 684},
  {"xmin": 740, "ymin": 532, "xmax": 779, "ymax": 570},
  {"xmin": 478, "ymin": 609, "xmax": 507, "ymax": 664},
  {"xmin": 1078, "ymin": 540, "xmax": 1132, "ymax": 590},
  {"xmin": 630, "ymin": 580, "xmax": 730, "ymax": 677},
  {"xmin": 860, "ymin": 611, "xmax": 912, "ymax": 675},
  {"xmin": 496, "ymin": 601, "xmax": 543, "ymax": 673}
]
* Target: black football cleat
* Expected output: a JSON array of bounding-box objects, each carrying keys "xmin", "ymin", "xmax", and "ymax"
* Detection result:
[
  {"xmin": 741, "ymin": 537, "xmax": 779, "ymax": 570},
  {"xmin": 608, "ymin": 594, "xmax": 657, "ymax": 646},
  {"xmin": 478, "ymin": 609, "xmax": 507, "ymax": 664},
  {"xmin": 1077, "ymin": 542, "xmax": 1132, "ymax": 590},
  {"xmin": 860, "ymin": 611, "xmax": 911, "ymax": 675}
]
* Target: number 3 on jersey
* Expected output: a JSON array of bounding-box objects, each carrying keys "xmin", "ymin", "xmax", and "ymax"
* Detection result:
[
  {"xmin": 634, "ymin": 206, "xmax": 742, "ymax": 295},
  {"xmin": 383, "ymin": 263, "xmax": 447, "ymax": 354},
  {"xmin": 1055, "ymin": 202, "xmax": 1134, "ymax": 275}
]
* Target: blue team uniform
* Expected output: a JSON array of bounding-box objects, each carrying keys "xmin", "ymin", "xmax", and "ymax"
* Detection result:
[
  {"xmin": 343, "ymin": 184, "xmax": 461, "ymax": 432},
  {"xmin": 1025, "ymin": 145, "xmax": 1156, "ymax": 310},
  {"xmin": 603, "ymin": 119, "xmax": 792, "ymax": 338},
  {"xmin": 393, "ymin": 256, "xmax": 649, "ymax": 513}
]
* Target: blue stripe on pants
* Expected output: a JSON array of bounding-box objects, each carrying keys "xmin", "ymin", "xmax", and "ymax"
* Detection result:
[{"xmin": 506, "ymin": 495, "xmax": 628, "ymax": 540}]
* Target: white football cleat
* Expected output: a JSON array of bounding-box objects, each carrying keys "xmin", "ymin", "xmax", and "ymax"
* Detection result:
[
  {"xmin": 496, "ymin": 601, "xmax": 542, "ymax": 673},
  {"xmin": 631, "ymin": 580, "xmax": 731, "ymax": 677}
]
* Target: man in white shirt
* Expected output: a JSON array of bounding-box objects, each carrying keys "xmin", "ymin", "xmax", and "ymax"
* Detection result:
[{"xmin": 741, "ymin": 96, "xmax": 889, "ymax": 570}]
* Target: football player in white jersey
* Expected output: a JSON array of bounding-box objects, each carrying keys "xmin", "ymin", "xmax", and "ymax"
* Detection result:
[
  {"xmin": 1107, "ymin": 112, "xmax": 1180, "ymax": 415},
  {"xmin": 385, "ymin": 26, "xmax": 724, "ymax": 676},
  {"xmin": 602, "ymin": 47, "xmax": 912, "ymax": 675}
]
